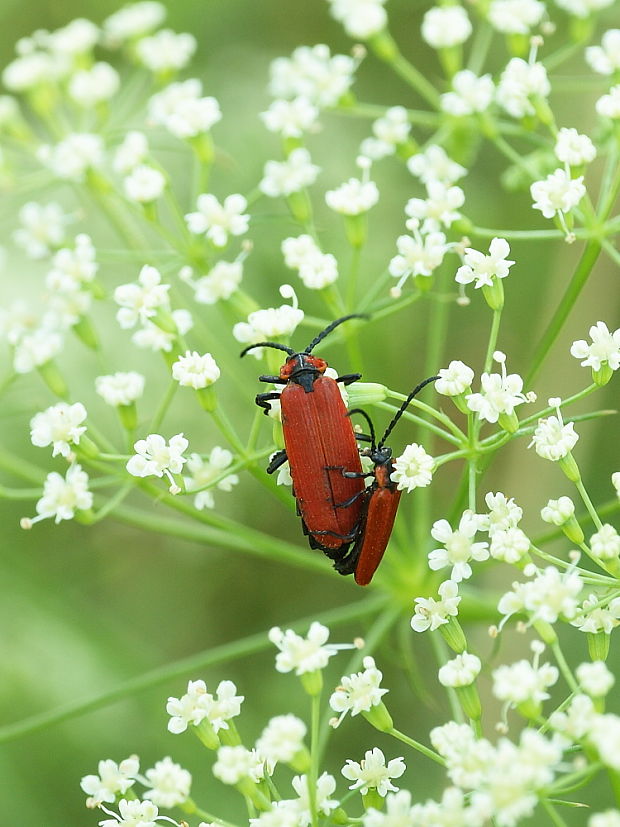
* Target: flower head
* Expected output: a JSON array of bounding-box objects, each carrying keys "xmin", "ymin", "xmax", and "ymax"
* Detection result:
[
  {"xmin": 30, "ymin": 402, "xmax": 87, "ymax": 457},
  {"xmin": 126, "ymin": 433, "xmax": 188, "ymax": 493},
  {"xmin": 341, "ymin": 748, "xmax": 405, "ymax": 796},
  {"xmin": 260, "ymin": 148, "xmax": 320, "ymax": 198},
  {"xmin": 571, "ymin": 322, "xmax": 620, "ymax": 372},
  {"xmin": 496, "ymin": 57, "xmax": 550, "ymax": 119},
  {"xmin": 390, "ymin": 443, "xmax": 434, "ymax": 492},
  {"xmin": 172, "ymin": 350, "xmax": 220, "ymax": 389},
  {"xmin": 23, "ymin": 463, "xmax": 93, "ymax": 527},
  {"xmin": 455, "ymin": 238, "xmax": 514, "ymax": 289},
  {"xmin": 411, "ymin": 580, "xmax": 461, "ymax": 632},
  {"xmin": 429, "ymin": 511, "xmax": 489, "ymax": 582},
  {"xmin": 136, "ymin": 29, "xmax": 196, "ymax": 73},
  {"xmin": 80, "ymin": 756, "xmax": 139, "ymax": 806},
  {"xmin": 466, "ymin": 352, "xmax": 527, "ymax": 424},
  {"xmin": 530, "ymin": 398, "xmax": 579, "ymax": 461},
  {"xmin": 13, "ymin": 201, "xmax": 67, "ymax": 259},
  {"xmin": 327, "ymin": 0, "xmax": 387, "ymax": 39},
  {"xmin": 421, "ymin": 5, "xmax": 472, "ymax": 48},
  {"xmin": 269, "ymin": 45, "xmax": 356, "ymax": 108},
  {"xmin": 329, "ymin": 656, "xmax": 388, "ymax": 724},
  {"xmin": 586, "ymin": 29, "xmax": 620, "ymax": 75},
  {"xmin": 531, "ymin": 169, "xmax": 585, "ymax": 219},
  {"xmin": 148, "ymin": 79, "xmax": 221, "ymax": 138},
  {"xmin": 325, "ymin": 177, "xmax": 379, "ymax": 215},
  {"xmin": 114, "ymin": 265, "xmax": 170, "ymax": 329},
  {"xmin": 441, "ymin": 70, "xmax": 495, "ymax": 116},
  {"xmin": 256, "ymin": 715, "xmax": 307, "ymax": 765},
  {"xmin": 184, "ymin": 448, "xmax": 239, "ymax": 510},
  {"xmin": 96, "ymin": 372, "xmax": 145, "ymax": 407},
  {"xmin": 269, "ymin": 622, "xmax": 338, "ymax": 675},
  {"xmin": 143, "ymin": 757, "xmax": 191, "ymax": 808},
  {"xmin": 438, "ymin": 652, "xmax": 482, "ymax": 688},
  {"xmin": 436, "ymin": 360, "xmax": 474, "ymax": 396},
  {"xmin": 185, "ymin": 193, "xmax": 249, "ymax": 247},
  {"xmin": 233, "ymin": 285, "xmax": 304, "ymax": 350}
]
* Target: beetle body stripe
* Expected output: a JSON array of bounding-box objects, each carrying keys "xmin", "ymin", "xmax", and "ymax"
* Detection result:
[{"xmin": 282, "ymin": 376, "xmax": 364, "ymax": 550}]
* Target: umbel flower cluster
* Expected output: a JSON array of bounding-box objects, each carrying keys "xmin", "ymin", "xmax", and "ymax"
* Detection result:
[{"xmin": 0, "ymin": 0, "xmax": 619, "ymax": 824}]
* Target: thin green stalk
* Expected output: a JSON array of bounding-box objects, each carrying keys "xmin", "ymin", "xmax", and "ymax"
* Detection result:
[
  {"xmin": 387, "ymin": 727, "xmax": 446, "ymax": 766},
  {"xmin": 429, "ymin": 632, "xmax": 464, "ymax": 724},
  {"xmin": 334, "ymin": 101, "xmax": 441, "ymax": 127},
  {"xmin": 308, "ymin": 690, "xmax": 321, "ymax": 827},
  {"xmin": 466, "ymin": 20, "xmax": 493, "ymax": 74},
  {"xmin": 372, "ymin": 34, "xmax": 440, "ymax": 108},
  {"xmin": 149, "ymin": 380, "xmax": 178, "ymax": 432},
  {"xmin": 483, "ymin": 309, "xmax": 502, "ymax": 373},
  {"xmin": 470, "ymin": 226, "xmax": 565, "ymax": 241},
  {"xmin": 551, "ymin": 641, "xmax": 579, "ymax": 694},
  {"xmin": 209, "ymin": 406, "xmax": 246, "ymax": 455},
  {"xmin": 574, "ymin": 478, "xmax": 604, "ymax": 531},
  {"xmin": 540, "ymin": 799, "xmax": 570, "ymax": 827},
  {"xmin": 0, "ymin": 595, "xmax": 386, "ymax": 744},
  {"xmin": 526, "ymin": 241, "xmax": 601, "ymax": 384},
  {"xmin": 375, "ymin": 401, "xmax": 462, "ymax": 446}
]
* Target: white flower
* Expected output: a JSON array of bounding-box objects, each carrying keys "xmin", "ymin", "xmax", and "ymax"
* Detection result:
[
  {"xmin": 38, "ymin": 133, "xmax": 104, "ymax": 181},
  {"xmin": 13, "ymin": 201, "xmax": 67, "ymax": 259},
  {"xmin": 389, "ymin": 231, "xmax": 448, "ymax": 294},
  {"xmin": 126, "ymin": 433, "xmax": 188, "ymax": 492},
  {"xmin": 2, "ymin": 51, "xmax": 65, "ymax": 93},
  {"xmin": 430, "ymin": 722, "xmax": 493, "ymax": 788},
  {"xmin": 13, "ymin": 327, "xmax": 63, "ymax": 374},
  {"xmin": 429, "ymin": 511, "xmax": 489, "ymax": 582},
  {"xmin": 80, "ymin": 756, "xmax": 139, "ymax": 806},
  {"xmin": 123, "ymin": 165, "xmax": 166, "ymax": 203},
  {"xmin": 47, "ymin": 18, "xmax": 99, "ymax": 56},
  {"xmin": 69, "ymin": 62, "xmax": 120, "ymax": 107},
  {"xmin": 411, "ymin": 580, "xmax": 461, "ymax": 632},
  {"xmin": 530, "ymin": 398, "xmax": 579, "ymax": 461},
  {"xmin": 213, "ymin": 746, "xmax": 267, "ymax": 785},
  {"xmin": 46, "ymin": 234, "xmax": 98, "ymax": 293},
  {"xmin": 260, "ymin": 148, "xmax": 320, "ymax": 197},
  {"xmin": 132, "ymin": 309, "xmax": 192, "ymax": 352},
  {"xmin": 166, "ymin": 678, "xmax": 243, "ymax": 735},
  {"xmin": 591, "ymin": 524, "xmax": 620, "ymax": 561},
  {"xmin": 269, "ymin": 622, "xmax": 338, "ymax": 674},
  {"xmin": 372, "ymin": 106, "xmax": 410, "ymax": 148},
  {"xmin": 441, "ymin": 70, "xmax": 495, "ymax": 116},
  {"xmin": 249, "ymin": 803, "xmax": 300, "ymax": 827},
  {"xmin": 48, "ymin": 290, "xmax": 92, "ymax": 330},
  {"xmin": 260, "ymin": 97, "xmax": 318, "ymax": 137},
  {"xmin": 456, "ymin": 237, "xmax": 514, "ymax": 289},
  {"xmin": 597, "ymin": 86, "xmax": 620, "ymax": 119},
  {"xmin": 570, "ymin": 322, "xmax": 620, "ymax": 371},
  {"xmin": 490, "ymin": 527, "xmax": 530, "ymax": 564},
  {"xmin": 496, "ymin": 58, "xmax": 550, "ymax": 119},
  {"xmin": 185, "ymin": 193, "xmax": 249, "ymax": 247},
  {"xmin": 572, "ymin": 594, "xmax": 620, "ymax": 634},
  {"xmin": 541, "ymin": 496, "xmax": 575, "ymax": 525},
  {"xmin": 325, "ymin": 177, "xmax": 379, "ymax": 215},
  {"xmin": 556, "ymin": 0, "xmax": 614, "ymax": 19},
  {"xmin": 99, "ymin": 798, "xmax": 160, "ymax": 827},
  {"xmin": 409, "ymin": 787, "xmax": 490, "ymax": 825},
  {"xmin": 549, "ymin": 693, "xmax": 598, "ymax": 739},
  {"xmin": 256, "ymin": 715, "xmax": 307, "ymax": 764},
  {"xmin": 172, "ymin": 350, "xmax": 220, "ymax": 389},
  {"xmin": 188, "ymin": 260, "xmax": 244, "ymax": 304},
  {"xmin": 421, "ymin": 5, "xmax": 472, "ymax": 48},
  {"xmin": 282, "ymin": 235, "xmax": 338, "ymax": 290},
  {"xmin": 587, "ymin": 30, "xmax": 620, "ymax": 75},
  {"xmin": 390, "ymin": 443, "xmax": 434, "ymax": 492},
  {"xmin": 577, "ymin": 661, "xmax": 615, "ymax": 697},
  {"xmin": 143, "ymin": 757, "xmax": 191, "ymax": 808},
  {"xmin": 233, "ymin": 285, "xmax": 304, "ymax": 349},
  {"xmin": 25, "ymin": 463, "xmax": 93, "ymax": 526},
  {"xmin": 342, "ymin": 748, "xmax": 405, "ymax": 796},
  {"xmin": 492, "ymin": 659, "xmax": 558, "ymax": 705},
  {"xmin": 482, "ymin": 491, "xmax": 523, "ymax": 535},
  {"xmin": 103, "ymin": 2, "xmax": 166, "ymax": 46},
  {"xmin": 148, "ymin": 79, "xmax": 221, "ymax": 139},
  {"xmin": 328, "ymin": 0, "xmax": 387, "ymax": 39},
  {"xmin": 555, "ymin": 127, "xmax": 596, "ymax": 166},
  {"xmin": 531, "ymin": 169, "xmax": 585, "ymax": 219},
  {"xmin": 288, "ymin": 772, "xmax": 339, "ymax": 825},
  {"xmin": 466, "ymin": 352, "xmax": 527, "ymax": 423},
  {"xmin": 590, "ymin": 714, "xmax": 620, "ymax": 770},
  {"xmin": 589, "ymin": 811, "xmax": 620, "ymax": 827},
  {"xmin": 136, "ymin": 29, "xmax": 196, "ymax": 73},
  {"xmin": 438, "ymin": 652, "xmax": 482, "ymax": 687},
  {"xmin": 407, "ymin": 144, "xmax": 466, "ymax": 185},
  {"xmin": 436, "ymin": 360, "xmax": 474, "ymax": 396},
  {"xmin": 499, "ymin": 566, "xmax": 583, "ymax": 625},
  {"xmin": 184, "ymin": 448, "xmax": 239, "ymax": 510},
  {"xmin": 113, "ymin": 131, "xmax": 149, "ymax": 174},
  {"xmin": 30, "ymin": 402, "xmax": 87, "ymax": 457},
  {"xmin": 405, "ymin": 181, "xmax": 465, "ymax": 232},
  {"xmin": 613, "ymin": 472, "xmax": 620, "ymax": 499},
  {"xmin": 363, "ymin": 790, "xmax": 418, "ymax": 826},
  {"xmin": 269, "ymin": 45, "xmax": 356, "ymax": 108},
  {"xmin": 329, "ymin": 656, "xmax": 388, "ymax": 723},
  {"xmin": 114, "ymin": 265, "xmax": 170, "ymax": 329},
  {"xmin": 96, "ymin": 372, "xmax": 145, "ymax": 407},
  {"xmin": 488, "ymin": 0, "xmax": 545, "ymax": 34}
]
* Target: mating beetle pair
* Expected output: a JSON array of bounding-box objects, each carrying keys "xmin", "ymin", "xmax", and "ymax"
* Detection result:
[{"xmin": 241, "ymin": 316, "xmax": 436, "ymax": 585}]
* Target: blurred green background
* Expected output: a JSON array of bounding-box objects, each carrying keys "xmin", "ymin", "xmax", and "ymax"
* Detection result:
[{"xmin": 0, "ymin": 0, "xmax": 619, "ymax": 824}]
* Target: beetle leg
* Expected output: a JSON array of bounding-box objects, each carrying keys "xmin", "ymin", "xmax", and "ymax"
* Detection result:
[
  {"xmin": 256, "ymin": 391, "xmax": 281, "ymax": 415},
  {"xmin": 324, "ymin": 463, "xmax": 373, "ymax": 480},
  {"xmin": 336, "ymin": 372, "xmax": 362, "ymax": 386},
  {"xmin": 266, "ymin": 449, "xmax": 288, "ymax": 474},
  {"xmin": 334, "ymin": 489, "xmax": 368, "ymax": 509},
  {"xmin": 355, "ymin": 433, "xmax": 373, "ymax": 444},
  {"xmin": 258, "ymin": 374, "xmax": 286, "ymax": 384}
]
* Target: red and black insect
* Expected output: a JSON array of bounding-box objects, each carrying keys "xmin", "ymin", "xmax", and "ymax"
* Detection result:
[
  {"xmin": 240, "ymin": 316, "xmax": 366, "ymax": 562},
  {"xmin": 331, "ymin": 375, "xmax": 438, "ymax": 586}
]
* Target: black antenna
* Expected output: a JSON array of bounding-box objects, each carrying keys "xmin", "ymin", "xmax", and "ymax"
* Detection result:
[
  {"xmin": 348, "ymin": 408, "xmax": 377, "ymax": 451},
  {"xmin": 378, "ymin": 375, "xmax": 439, "ymax": 448},
  {"xmin": 240, "ymin": 342, "xmax": 295, "ymax": 358},
  {"xmin": 304, "ymin": 314, "xmax": 367, "ymax": 354}
]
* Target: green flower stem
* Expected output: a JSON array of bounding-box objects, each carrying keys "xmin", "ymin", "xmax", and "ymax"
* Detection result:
[
  {"xmin": 0, "ymin": 594, "xmax": 386, "ymax": 744},
  {"xmin": 183, "ymin": 800, "xmax": 240, "ymax": 827},
  {"xmin": 602, "ymin": 238, "xmax": 620, "ymax": 267},
  {"xmin": 148, "ymin": 380, "xmax": 178, "ymax": 432},
  {"xmin": 87, "ymin": 188, "xmax": 147, "ymax": 251},
  {"xmin": 574, "ymin": 478, "xmax": 604, "ymax": 532},
  {"xmin": 483, "ymin": 309, "xmax": 502, "ymax": 374},
  {"xmin": 308, "ymin": 689, "xmax": 321, "ymax": 827},
  {"xmin": 335, "ymin": 101, "xmax": 441, "ymax": 127},
  {"xmin": 372, "ymin": 33, "xmax": 440, "ymax": 108},
  {"xmin": 491, "ymin": 133, "xmax": 538, "ymax": 177},
  {"xmin": 429, "ymin": 632, "xmax": 464, "ymax": 725},
  {"xmin": 468, "ymin": 446, "xmax": 477, "ymax": 513},
  {"xmin": 0, "ymin": 446, "xmax": 46, "ymax": 484},
  {"xmin": 387, "ymin": 727, "xmax": 445, "ymax": 766},
  {"xmin": 383, "ymin": 394, "xmax": 466, "ymax": 442},
  {"xmin": 363, "ymin": 289, "xmax": 423, "ymax": 319},
  {"xmin": 470, "ymin": 226, "xmax": 567, "ymax": 241},
  {"xmin": 209, "ymin": 406, "xmax": 246, "ymax": 456},
  {"xmin": 180, "ymin": 449, "xmax": 273, "ymax": 497},
  {"xmin": 376, "ymin": 401, "xmax": 462, "ymax": 446},
  {"xmin": 550, "ymin": 641, "xmax": 579, "ymax": 694},
  {"xmin": 528, "ymin": 545, "xmax": 616, "ymax": 586},
  {"xmin": 0, "ymin": 485, "xmax": 47, "ymax": 499},
  {"xmin": 86, "ymin": 481, "xmax": 134, "ymax": 524},
  {"xmin": 526, "ymin": 240, "xmax": 602, "ymax": 385},
  {"xmin": 466, "ymin": 20, "xmax": 493, "ymax": 75},
  {"xmin": 609, "ymin": 769, "xmax": 620, "ymax": 807},
  {"xmin": 540, "ymin": 799, "xmax": 570, "ymax": 827},
  {"xmin": 246, "ymin": 408, "xmax": 265, "ymax": 454}
]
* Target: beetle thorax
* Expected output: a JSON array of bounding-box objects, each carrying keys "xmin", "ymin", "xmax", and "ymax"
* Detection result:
[{"xmin": 280, "ymin": 353, "xmax": 328, "ymax": 383}]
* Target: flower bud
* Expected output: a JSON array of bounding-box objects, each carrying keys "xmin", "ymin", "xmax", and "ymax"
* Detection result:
[
  {"xmin": 439, "ymin": 616, "xmax": 467, "ymax": 653},
  {"xmin": 300, "ymin": 669, "xmax": 323, "ymax": 697},
  {"xmin": 347, "ymin": 383, "xmax": 387, "ymax": 407},
  {"xmin": 559, "ymin": 452, "xmax": 580, "ymax": 482},
  {"xmin": 362, "ymin": 700, "xmax": 394, "ymax": 732},
  {"xmin": 588, "ymin": 632, "xmax": 610, "ymax": 663}
]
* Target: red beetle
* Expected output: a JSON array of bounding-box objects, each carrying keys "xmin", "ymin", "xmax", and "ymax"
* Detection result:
[
  {"xmin": 241, "ymin": 316, "xmax": 366, "ymax": 563},
  {"xmin": 332, "ymin": 375, "xmax": 438, "ymax": 585}
]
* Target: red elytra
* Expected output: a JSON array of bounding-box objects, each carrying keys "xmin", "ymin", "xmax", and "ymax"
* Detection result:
[
  {"xmin": 241, "ymin": 316, "xmax": 366, "ymax": 561},
  {"xmin": 333, "ymin": 375, "xmax": 438, "ymax": 586}
]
